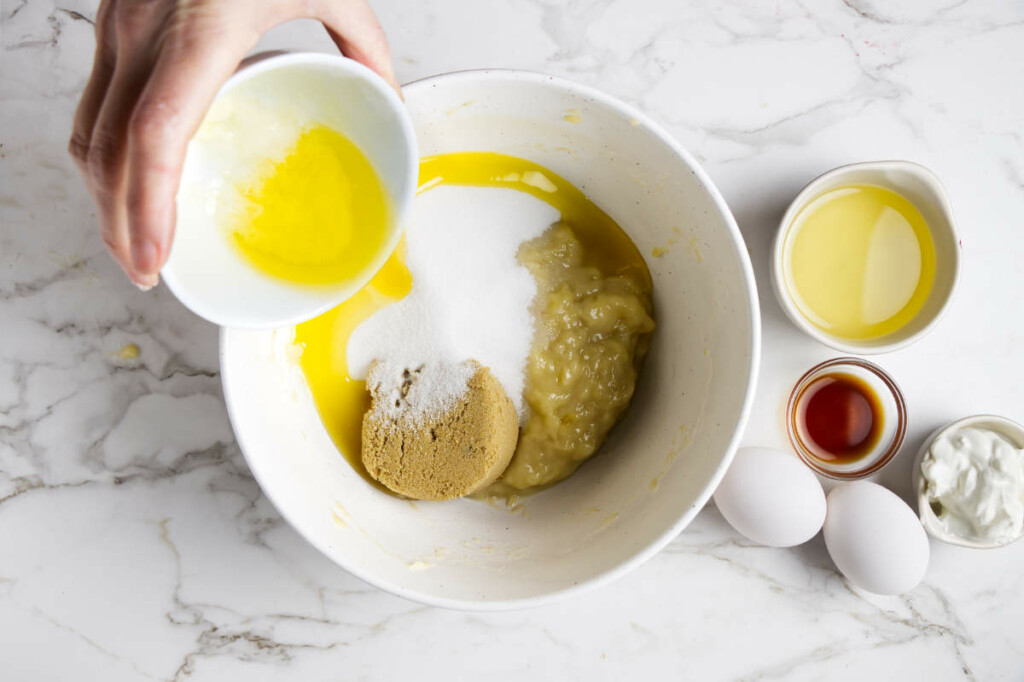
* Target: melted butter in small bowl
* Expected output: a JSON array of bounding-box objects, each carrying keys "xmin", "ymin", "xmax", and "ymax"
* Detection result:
[
  {"xmin": 771, "ymin": 161, "xmax": 961, "ymax": 354},
  {"xmin": 165, "ymin": 52, "xmax": 417, "ymax": 329}
]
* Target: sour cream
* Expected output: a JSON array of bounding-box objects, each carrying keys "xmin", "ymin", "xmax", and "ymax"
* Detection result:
[{"xmin": 920, "ymin": 426, "xmax": 1024, "ymax": 545}]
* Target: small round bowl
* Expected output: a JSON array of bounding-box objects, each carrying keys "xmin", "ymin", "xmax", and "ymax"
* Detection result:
[
  {"xmin": 221, "ymin": 69, "xmax": 761, "ymax": 609},
  {"xmin": 787, "ymin": 357, "xmax": 906, "ymax": 480},
  {"xmin": 164, "ymin": 52, "xmax": 418, "ymax": 329},
  {"xmin": 770, "ymin": 161, "xmax": 961, "ymax": 354},
  {"xmin": 912, "ymin": 414, "xmax": 1024, "ymax": 549}
]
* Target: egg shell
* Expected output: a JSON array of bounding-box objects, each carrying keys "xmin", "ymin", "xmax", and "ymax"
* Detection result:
[
  {"xmin": 824, "ymin": 481, "xmax": 930, "ymax": 595},
  {"xmin": 713, "ymin": 447, "xmax": 826, "ymax": 547}
]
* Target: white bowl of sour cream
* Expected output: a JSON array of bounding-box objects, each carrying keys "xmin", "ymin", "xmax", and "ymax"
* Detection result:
[
  {"xmin": 914, "ymin": 415, "xmax": 1024, "ymax": 549},
  {"xmin": 220, "ymin": 69, "xmax": 760, "ymax": 608}
]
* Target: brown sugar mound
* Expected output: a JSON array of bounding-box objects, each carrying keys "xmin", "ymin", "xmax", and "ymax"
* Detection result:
[{"xmin": 361, "ymin": 360, "xmax": 519, "ymax": 501}]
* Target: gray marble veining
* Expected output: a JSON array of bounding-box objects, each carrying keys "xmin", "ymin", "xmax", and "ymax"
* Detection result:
[{"xmin": 2, "ymin": 0, "xmax": 1023, "ymax": 679}]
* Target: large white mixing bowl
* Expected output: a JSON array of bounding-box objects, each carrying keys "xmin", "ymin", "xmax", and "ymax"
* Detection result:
[{"xmin": 220, "ymin": 70, "xmax": 760, "ymax": 609}]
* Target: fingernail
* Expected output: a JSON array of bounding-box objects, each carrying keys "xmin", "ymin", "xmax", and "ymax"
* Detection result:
[
  {"xmin": 132, "ymin": 273, "xmax": 159, "ymax": 291},
  {"xmin": 131, "ymin": 238, "xmax": 160, "ymax": 277}
]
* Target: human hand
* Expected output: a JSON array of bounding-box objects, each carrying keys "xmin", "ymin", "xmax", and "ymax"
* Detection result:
[{"xmin": 69, "ymin": 0, "xmax": 399, "ymax": 289}]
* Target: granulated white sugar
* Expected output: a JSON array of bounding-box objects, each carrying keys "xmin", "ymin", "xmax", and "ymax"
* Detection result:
[
  {"xmin": 348, "ymin": 185, "xmax": 559, "ymax": 419},
  {"xmin": 365, "ymin": 360, "xmax": 476, "ymax": 424}
]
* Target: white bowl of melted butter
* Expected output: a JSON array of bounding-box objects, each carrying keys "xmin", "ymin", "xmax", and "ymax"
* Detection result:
[
  {"xmin": 165, "ymin": 52, "xmax": 417, "ymax": 329},
  {"xmin": 221, "ymin": 70, "xmax": 760, "ymax": 608},
  {"xmin": 771, "ymin": 161, "xmax": 961, "ymax": 354}
]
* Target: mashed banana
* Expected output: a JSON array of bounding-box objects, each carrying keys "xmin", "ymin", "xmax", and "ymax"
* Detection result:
[{"xmin": 486, "ymin": 223, "xmax": 655, "ymax": 495}]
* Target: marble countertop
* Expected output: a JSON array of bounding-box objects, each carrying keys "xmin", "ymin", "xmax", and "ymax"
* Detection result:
[{"xmin": 2, "ymin": 0, "xmax": 1023, "ymax": 679}]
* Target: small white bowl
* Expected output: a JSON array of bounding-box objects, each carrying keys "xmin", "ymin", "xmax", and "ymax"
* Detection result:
[
  {"xmin": 164, "ymin": 52, "xmax": 418, "ymax": 329},
  {"xmin": 220, "ymin": 70, "xmax": 761, "ymax": 609},
  {"xmin": 770, "ymin": 161, "xmax": 961, "ymax": 354},
  {"xmin": 912, "ymin": 414, "xmax": 1024, "ymax": 549}
]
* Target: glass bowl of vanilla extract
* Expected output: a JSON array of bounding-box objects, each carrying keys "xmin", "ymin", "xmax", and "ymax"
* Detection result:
[{"xmin": 787, "ymin": 357, "xmax": 907, "ymax": 480}]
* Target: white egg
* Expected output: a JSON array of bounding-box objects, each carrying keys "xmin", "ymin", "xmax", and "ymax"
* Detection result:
[
  {"xmin": 713, "ymin": 447, "xmax": 826, "ymax": 547},
  {"xmin": 824, "ymin": 481, "xmax": 930, "ymax": 595}
]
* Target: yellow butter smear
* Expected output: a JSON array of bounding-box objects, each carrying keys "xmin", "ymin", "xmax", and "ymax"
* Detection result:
[
  {"xmin": 294, "ymin": 152, "xmax": 651, "ymax": 490},
  {"xmin": 230, "ymin": 125, "xmax": 388, "ymax": 285},
  {"xmin": 292, "ymin": 241, "xmax": 411, "ymax": 488}
]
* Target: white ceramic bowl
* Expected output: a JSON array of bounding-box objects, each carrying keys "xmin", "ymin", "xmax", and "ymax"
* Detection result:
[
  {"xmin": 221, "ymin": 70, "xmax": 760, "ymax": 608},
  {"xmin": 770, "ymin": 161, "xmax": 961, "ymax": 354},
  {"xmin": 912, "ymin": 414, "xmax": 1024, "ymax": 549},
  {"xmin": 165, "ymin": 52, "xmax": 417, "ymax": 329}
]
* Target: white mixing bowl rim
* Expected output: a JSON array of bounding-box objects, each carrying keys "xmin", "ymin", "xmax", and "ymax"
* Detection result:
[{"xmin": 219, "ymin": 68, "xmax": 762, "ymax": 610}]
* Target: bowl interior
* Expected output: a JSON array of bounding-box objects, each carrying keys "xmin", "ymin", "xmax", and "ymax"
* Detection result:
[
  {"xmin": 166, "ymin": 53, "xmax": 417, "ymax": 329},
  {"xmin": 772, "ymin": 161, "xmax": 960, "ymax": 354},
  {"xmin": 221, "ymin": 70, "xmax": 759, "ymax": 607}
]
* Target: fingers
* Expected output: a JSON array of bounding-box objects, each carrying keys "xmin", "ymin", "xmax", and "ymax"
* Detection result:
[
  {"xmin": 123, "ymin": 0, "xmax": 400, "ymax": 280},
  {"xmin": 316, "ymin": 0, "xmax": 401, "ymax": 94},
  {"xmin": 84, "ymin": 0, "xmax": 171, "ymax": 287},
  {"xmin": 124, "ymin": 7, "xmax": 262, "ymax": 279},
  {"xmin": 69, "ymin": 0, "xmax": 117, "ymax": 172},
  {"xmin": 70, "ymin": 0, "xmax": 400, "ymax": 290}
]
